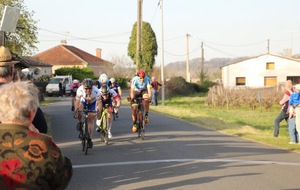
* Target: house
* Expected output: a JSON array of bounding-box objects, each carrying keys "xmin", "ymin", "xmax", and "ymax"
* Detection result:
[
  {"xmin": 221, "ymin": 54, "xmax": 300, "ymax": 88},
  {"xmin": 21, "ymin": 56, "xmax": 52, "ymax": 79},
  {"xmin": 33, "ymin": 41, "xmax": 113, "ymax": 76}
]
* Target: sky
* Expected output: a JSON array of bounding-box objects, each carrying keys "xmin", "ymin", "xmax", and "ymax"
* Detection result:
[{"xmin": 23, "ymin": 0, "xmax": 300, "ymax": 66}]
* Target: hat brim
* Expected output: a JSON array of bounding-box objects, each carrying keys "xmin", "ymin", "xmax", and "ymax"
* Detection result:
[{"xmin": 0, "ymin": 61, "xmax": 19, "ymax": 67}]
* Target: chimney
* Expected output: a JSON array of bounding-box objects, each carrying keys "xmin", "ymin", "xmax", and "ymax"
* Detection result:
[
  {"xmin": 96, "ymin": 48, "xmax": 102, "ymax": 58},
  {"xmin": 60, "ymin": 40, "xmax": 67, "ymax": 45}
]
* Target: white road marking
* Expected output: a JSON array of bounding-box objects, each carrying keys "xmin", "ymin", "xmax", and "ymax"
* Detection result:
[{"xmin": 72, "ymin": 158, "xmax": 300, "ymax": 169}]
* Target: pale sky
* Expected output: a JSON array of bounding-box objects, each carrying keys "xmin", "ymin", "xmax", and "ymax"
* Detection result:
[{"xmin": 24, "ymin": 0, "xmax": 300, "ymax": 66}]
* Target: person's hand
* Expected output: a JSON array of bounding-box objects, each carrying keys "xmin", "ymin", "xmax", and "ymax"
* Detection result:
[{"xmin": 29, "ymin": 124, "xmax": 39, "ymax": 133}]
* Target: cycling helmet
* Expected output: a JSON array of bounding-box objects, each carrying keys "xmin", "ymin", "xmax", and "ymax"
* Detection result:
[
  {"xmin": 137, "ymin": 70, "xmax": 145, "ymax": 78},
  {"xmin": 73, "ymin": 79, "xmax": 79, "ymax": 83},
  {"xmin": 110, "ymin": 78, "xmax": 116, "ymax": 83},
  {"xmin": 82, "ymin": 78, "xmax": 93, "ymax": 88},
  {"xmin": 100, "ymin": 85, "xmax": 109, "ymax": 95},
  {"xmin": 99, "ymin": 73, "xmax": 108, "ymax": 83}
]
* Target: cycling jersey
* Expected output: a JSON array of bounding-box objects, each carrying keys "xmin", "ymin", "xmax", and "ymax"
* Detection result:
[
  {"xmin": 100, "ymin": 88, "xmax": 120, "ymax": 109},
  {"xmin": 131, "ymin": 75, "xmax": 151, "ymax": 92},
  {"xmin": 76, "ymin": 85, "xmax": 101, "ymax": 110},
  {"xmin": 109, "ymin": 82, "xmax": 121, "ymax": 94}
]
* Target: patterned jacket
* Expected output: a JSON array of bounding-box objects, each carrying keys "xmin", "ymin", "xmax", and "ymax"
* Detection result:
[{"xmin": 0, "ymin": 124, "xmax": 72, "ymax": 190}]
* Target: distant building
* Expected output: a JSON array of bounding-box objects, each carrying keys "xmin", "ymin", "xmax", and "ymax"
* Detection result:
[
  {"xmin": 33, "ymin": 41, "xmax": 113, "ymax": 76},
  {"xmin": 221, "ymin": 53, "xmax": 300, "ymax": 88},
  {"xmin": 21, "ymin": 56, "xmax": 52, "ymax": 79}
]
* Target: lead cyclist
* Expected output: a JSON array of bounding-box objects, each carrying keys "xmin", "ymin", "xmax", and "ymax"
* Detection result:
[{"xmin": 74, "ymin": 78, "xmax": 101, "ymax": 148}]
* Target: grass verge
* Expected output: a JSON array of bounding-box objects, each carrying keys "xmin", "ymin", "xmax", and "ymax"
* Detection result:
[{"xmin": 150, "ymin": 94, "xmax": 300, "ymax": 153}]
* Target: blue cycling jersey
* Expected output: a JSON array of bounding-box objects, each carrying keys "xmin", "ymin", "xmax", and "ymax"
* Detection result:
[{"xmin": 131, "ymin": 75, "xmax": 151, "ymax": 92}]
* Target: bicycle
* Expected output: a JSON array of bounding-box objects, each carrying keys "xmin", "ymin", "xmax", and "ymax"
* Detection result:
[
  {"xmin": 76, "ymin": 106, "xmax": 97, "ymax": 155},
  {"xmin": 96, "ymin": 104, "xmax": 109, "ymax": 145},
  {"xmin": 134, "ymin": 97, "xmax": 145, "ymax": 140}
]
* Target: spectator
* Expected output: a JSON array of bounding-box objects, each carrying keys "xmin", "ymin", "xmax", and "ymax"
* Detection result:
[
  {"xmin": 59, "ymin": 80, "xmax": 63, "ymax": 97},
  {"xmin": 0, "ymin": 46, "xmax": 48, "ymax": 134},
  {"xmin": 0, "ymin": 81, "xmax": 73, "ymax": 189},
  {"xmin": 150, "ymin": 76, "xmax": 161, "ymax": 106},
  {"xmin": 273, "ymin": 80, "xmax": 293, "ymax": 137}
]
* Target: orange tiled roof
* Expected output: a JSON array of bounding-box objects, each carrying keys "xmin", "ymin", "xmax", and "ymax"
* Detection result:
[{"xmin": 33, "ymin": 44, "xmax": 112, "ymax": 66}]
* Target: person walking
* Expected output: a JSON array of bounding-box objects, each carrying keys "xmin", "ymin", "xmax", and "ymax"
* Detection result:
[{"xmin": 273, "ymin": 80, "xmax": 293, "ymax": 137}]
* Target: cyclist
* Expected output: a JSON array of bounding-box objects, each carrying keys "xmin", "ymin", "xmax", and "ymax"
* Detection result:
[
  {"xmin": 70, "ymin": 79, "xmax": 81, "ymax": 111},
  {"xmin": 96, "ymin": 85, "xmax": 121, "ymax": 139},
  {"xmin": 109, "ymin": 77, "xmax": 122, "ymax": 117},
  {"xmin": 74, "ymin": 78, "xmax": 101, "ymax": 148},
  {"xmin": 97, "ymin": 73, "xmax": 109, "ymax": 89},
  {"xmin": 130, "ymin": 70, "xmax": 151, "ymax": 132}
]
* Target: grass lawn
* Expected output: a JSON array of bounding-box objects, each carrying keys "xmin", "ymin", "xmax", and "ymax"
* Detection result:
[{"xmin": 150, "ymin": 93, "xmax": 300, "ymax": 153}]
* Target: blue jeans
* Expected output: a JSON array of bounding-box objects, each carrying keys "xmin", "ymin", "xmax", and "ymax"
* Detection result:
[
  {"xmin": 151, "ymin": 90, "xmax": 158, "ymax": 106},
  {"xmin": 288, "ymin": 117, "xmax": 298, "ymax": 143},
  {"xmin": 273, "ymin": 110, "xmax": 288, "ymax": 137}
]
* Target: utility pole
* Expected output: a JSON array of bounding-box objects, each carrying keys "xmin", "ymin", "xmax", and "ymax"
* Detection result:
[
  {"xmin": 200, "ymin": 41, "xmax": 204, "ymax": 84},
  {"xmin": 136, "ymin": 0, "xmax": 143, "ymax": 70},
  {"xmin": 160, "ymin": 0, "xmax": 165, "ymax": 106},
  {"xmin": 186, "ymin": 33, "xmax": 190, "ymax": 82}
]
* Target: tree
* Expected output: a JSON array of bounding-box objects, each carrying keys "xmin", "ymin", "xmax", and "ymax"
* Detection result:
[
  {"xmin": 0, "ymin": 0, "xmax": 38, "ymax": 55},
  {"xmin": 127, "ymin": 21, "xmax": 158, "ymax": 74}
]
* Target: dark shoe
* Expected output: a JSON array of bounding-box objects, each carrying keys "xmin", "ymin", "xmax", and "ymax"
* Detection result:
[
  {"xmin": 71, "ymin": 106, "xmax": 74, "ymax": 111},
  {"xmin": 96, "ymin": 127, "xmax": 100, "ymax": 133},
  {"xmin": 116, "ymin": 112, "xmax": 119, "ymax": 118},
  {"xmin": 88, "ymin": 139, "xmax": 93, "ymax": 148}
]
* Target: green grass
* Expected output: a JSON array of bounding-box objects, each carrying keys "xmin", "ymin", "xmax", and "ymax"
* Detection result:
[{"xmin": 150, "ymin": 94, "xmax": 300, "ymax": 153}]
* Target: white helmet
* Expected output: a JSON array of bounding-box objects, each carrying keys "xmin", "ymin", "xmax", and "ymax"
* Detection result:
[
  {"xmin": 73, "ymin": 79, "xmax": 79, "ymax": 83},
  {"xmin": 99, "ymin": 73, "xmax": 108, "ymax": 83},
  {"xmin": 110, "ymin": 78, "xmax": 116, "ymax": 83}
]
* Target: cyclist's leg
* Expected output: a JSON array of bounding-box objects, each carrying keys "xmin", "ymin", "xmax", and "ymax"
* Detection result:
[{"xmin": 142, "ymin": 92, "xmax": 150, "ymax": 123}]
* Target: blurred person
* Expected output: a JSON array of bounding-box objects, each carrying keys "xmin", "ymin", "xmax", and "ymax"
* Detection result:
[
  {"xmin": 273, "ymin": 80, "xmax": 293, "ymax": 137},
  {"xmin": 109, "ymin": 77, "xmax": 122, "ymax": 117},
  {"xmin": 289, "ymin": 84, "xmax": 300, "ymax": 139},
  {"xmin": 0, "ymin": 81, "xmax": 72, "ymax": 189},
  {"xmin": 70, "ymin": 79, "xmax": 81, "ymax": 111},
  {"xmin": 130, "ymin": 70, "xmax": 151, "ymax": 132},
  {"xmin": 150, "ymin": 76, "xmax": 161, "ymax": 106},
  {"xmin": 0, "ymin": 46, "xmax": 48, "ymax": 134}
]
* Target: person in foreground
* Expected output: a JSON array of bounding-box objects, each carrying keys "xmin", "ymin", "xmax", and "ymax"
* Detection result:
[
  {"xmin": 0, "ymin": 81, "xmax": 73, "ymax": 190},
  {"xmin": 130, "ymin": 70, "xmax": 151, "ymax": 132},
  {"xmin": 0, "ymin": 46, "xmax": 48, "ymax": 134}
]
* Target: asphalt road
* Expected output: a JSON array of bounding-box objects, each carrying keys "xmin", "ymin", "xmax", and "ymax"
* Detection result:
[{"xmin": 42, "ymin": 96, "xmax": 300, "ymax": 190}]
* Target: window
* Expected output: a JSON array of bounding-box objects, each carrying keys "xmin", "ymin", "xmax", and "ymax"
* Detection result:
[
  {"xmin": 264, "ymin": 76, "xmax": 277, "ymax": 86},
  {"xmin": 266, "ymin": 62, "xmax": 275, "ymax": 70},
  {"xmin": 236, "ymin": 77, "xmax": 245, "ymax": 86},
  {"xmin": 287, "ymin": 76, "xmax": 300, "ymax": 84}
]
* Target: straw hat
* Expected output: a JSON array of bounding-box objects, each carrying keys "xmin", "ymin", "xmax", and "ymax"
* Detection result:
[{"xmin": 0, "ymin": 46, "xmax": 19, "ymax": 67}]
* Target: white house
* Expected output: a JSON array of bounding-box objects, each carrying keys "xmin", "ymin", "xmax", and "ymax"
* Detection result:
[{"xmin": 221, "ymin": 54, "xmax": 300, "ymax": 88}]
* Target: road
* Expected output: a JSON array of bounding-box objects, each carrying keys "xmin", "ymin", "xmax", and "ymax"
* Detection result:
[{"xmin": 42, "ymin": 96, "xmax": 300, "ymax": 190}]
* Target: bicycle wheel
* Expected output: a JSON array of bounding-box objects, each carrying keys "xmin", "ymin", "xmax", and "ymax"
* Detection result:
[
  {"xmin": 81, "ymin": 123, "xmax": 86, "ymax": 152},
  {"xmin": 137, "ymin": 111, "xmax": 144, "ymax": 139},
  {"xmin": 84, "ymin": 120, "xmax": 89, "ymax": 155}
]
